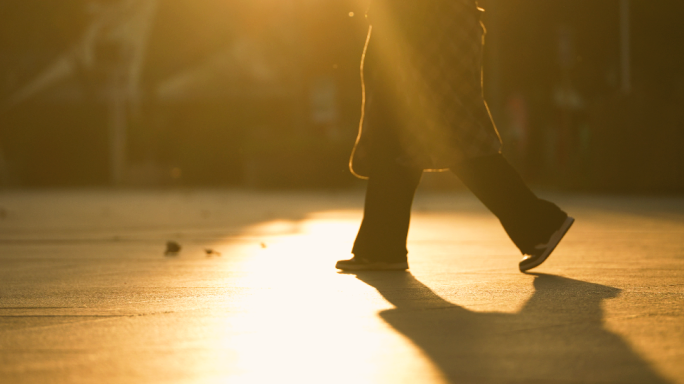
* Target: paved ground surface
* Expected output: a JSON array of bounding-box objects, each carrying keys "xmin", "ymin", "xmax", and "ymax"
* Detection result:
[{"xmin": 0, "ymin": 188, "xmax": 682, "ymax": 384}]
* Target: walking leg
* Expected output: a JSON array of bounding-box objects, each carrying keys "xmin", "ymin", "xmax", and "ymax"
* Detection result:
[
  {"xmin": 351, "ymin": 156, "xmax": 423, "ymax": 262},
  {"xmin": 451, "ymin": 154, "xmax": 568, "ymax": 255}
]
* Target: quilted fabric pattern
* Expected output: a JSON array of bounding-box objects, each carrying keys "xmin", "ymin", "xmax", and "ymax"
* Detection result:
[{"xmin": 350, "ymin": 0, "xmax": 502, "ymax": 178}]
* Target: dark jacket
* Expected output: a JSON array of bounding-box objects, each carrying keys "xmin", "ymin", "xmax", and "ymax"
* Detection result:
[{"xmin": 350, "ymin": 0, "xmax": 502, "ymax": 179}]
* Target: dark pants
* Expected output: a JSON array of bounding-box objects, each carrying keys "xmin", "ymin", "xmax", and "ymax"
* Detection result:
[{"xmin": 351, "ymin": 147, "xmax": 567, "ymax": 262}]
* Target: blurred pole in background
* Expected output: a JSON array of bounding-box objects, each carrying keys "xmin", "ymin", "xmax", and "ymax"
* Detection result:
[
  {"xmin": 96, "ymin": 0, "xmax": 157, "ymax": 185},
  {"xmin": 620, "ymin": 0, "xmax": 631, "ymax": 94},
  {"xmin": 284, "ymin": 0, "xmax": 308, "ymax": 136},
  {"xmin": 108, "ymin": 62, "xmax": 128, "ymax": 186}
]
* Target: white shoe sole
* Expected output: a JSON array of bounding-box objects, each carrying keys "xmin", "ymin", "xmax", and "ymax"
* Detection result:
[{"xmin": 519, "ymin": 216, "xmax": 575, "ymax": 272}]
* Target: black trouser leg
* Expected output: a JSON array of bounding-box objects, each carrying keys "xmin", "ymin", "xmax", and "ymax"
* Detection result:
[
  {"xmin": 352, "ymin": 153, "xmax": 567, "ymax": 260},
  {"xmin": 451, "ymin": 154, "xmax": 567, "ymax": 255},
  {"xmin": 352, "ymin": 154, "xmax": 423, "ymax": 262}
]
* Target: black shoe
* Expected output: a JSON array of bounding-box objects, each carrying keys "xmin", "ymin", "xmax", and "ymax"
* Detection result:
[
  {"xmin": 335, "ymin": 256, "xmax": 409, "ymax": 271},
  {"xmin": 519, "ymin": 216, "xmax": 575, "ymax": 272}
]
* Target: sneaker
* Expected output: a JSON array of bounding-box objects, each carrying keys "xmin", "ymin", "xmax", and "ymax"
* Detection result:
[
  {"xmin": 519, "ymin": 216, "xmax": 575, "ymax": 272},
  {"xmin": 335, "ymin": 256, "xmax": 409, "ymax": 271}
]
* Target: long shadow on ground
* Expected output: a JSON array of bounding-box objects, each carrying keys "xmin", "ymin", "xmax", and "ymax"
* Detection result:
[{"xmin": 353, "ymin": 272, "xmax": 670, "ymax": 384}]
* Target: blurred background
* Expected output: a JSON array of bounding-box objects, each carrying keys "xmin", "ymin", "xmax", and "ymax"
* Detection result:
[{"xmin": 0, "ymin": 0, "xmax": 682, "ymax": 192}]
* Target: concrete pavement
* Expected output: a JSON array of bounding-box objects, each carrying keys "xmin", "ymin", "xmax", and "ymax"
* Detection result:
[{"xmin": 0, "ymin": 188, "xmax": 682, "ymax": 383}]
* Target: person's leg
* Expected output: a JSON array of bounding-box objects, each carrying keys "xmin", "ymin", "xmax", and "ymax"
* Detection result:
[
  {"xmin": 350, "ymin": 154, "xmax": 423, "ymax": 263},
  {"xmin": 338, "ymin": 43, "xmax": 425, "ymax": 270},
  {"xmin": 451, "ymin": 154, "xmax": 569, "ymax": 255}
]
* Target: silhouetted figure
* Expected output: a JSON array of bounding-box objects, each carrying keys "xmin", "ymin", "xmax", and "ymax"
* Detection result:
[{"xmin": 337, "ymin": 0, "xmax": 573, "ymax": 272}]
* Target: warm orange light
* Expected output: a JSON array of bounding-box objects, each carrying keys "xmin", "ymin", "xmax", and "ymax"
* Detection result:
[{"xmin": 205, "ymin": 213, "xmax": 446, "ymax": 383}]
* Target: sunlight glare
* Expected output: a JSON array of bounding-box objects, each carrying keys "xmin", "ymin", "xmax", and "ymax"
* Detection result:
[{"xmin": 208, "ymin": 213, "xmax": 445, "ymax": 383}]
